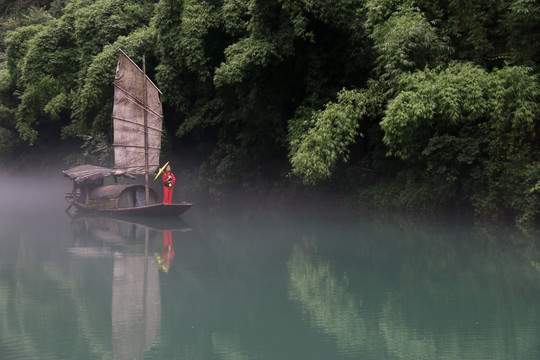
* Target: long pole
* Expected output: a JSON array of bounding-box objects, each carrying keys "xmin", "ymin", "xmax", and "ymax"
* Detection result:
[{"xmin": 143, "ymin": 55, "xmax": 150, "ymax": 205}]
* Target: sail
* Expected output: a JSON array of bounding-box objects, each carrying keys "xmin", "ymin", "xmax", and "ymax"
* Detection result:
[{"xmin": 113, "ymin": 50, "xmax": 163, "ymax": 174}]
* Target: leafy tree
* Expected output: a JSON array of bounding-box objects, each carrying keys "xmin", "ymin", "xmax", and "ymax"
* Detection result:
[
  {"xmin": 501, "ymin": 0, "xmax": 540, "ymax": 65},
  {"xmin": 289, "ymin": 87, "xmax": 383, "ymax": 185},
  {"xmin": 381, "ymin": 62, "xmax": 539, "ymax": 219},
  {"xmin": 370, "ymin": 3, "xmax": 452, "ymax": 83},
  {"xmin": 152, "ymin": 0, "xmax": 369, "ymax": 187},
  {"xmin": 2, "ymin": 0, "xmax": 156, "ymax": 147},
  {"xmin": 68, "ymin": 27, "xmax": 158, "ymax": 138},
  {"xmin": 0, "ymin": 0, "xmax": 538, "ymax": 223}
]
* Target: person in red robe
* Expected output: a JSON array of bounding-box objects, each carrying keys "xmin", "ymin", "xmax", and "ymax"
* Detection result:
[{"xmin": 162, "ymin": 165, "xmax": 176, "ymax": 204}]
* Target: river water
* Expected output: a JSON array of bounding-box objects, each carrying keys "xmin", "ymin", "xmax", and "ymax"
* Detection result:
[{"xmin": 1, "ymin": 174, "xmax": 539, "ymax": 359}]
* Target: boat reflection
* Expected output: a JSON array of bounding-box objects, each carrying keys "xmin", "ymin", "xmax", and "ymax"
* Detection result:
[
  {"xmin": 112, "ymin": 236, "xmax": 161, "ymax": 360},
  {"xmin": 68, "ymin": 215, "xmax": 191, "ymax": 359}
]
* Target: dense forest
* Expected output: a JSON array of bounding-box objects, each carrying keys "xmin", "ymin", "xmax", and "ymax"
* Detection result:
[{"xmin": 0, "ymin": 0, "xmax": 539, "ymax": 223}]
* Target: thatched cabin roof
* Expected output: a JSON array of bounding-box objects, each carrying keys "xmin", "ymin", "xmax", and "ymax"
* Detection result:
[{"xmin": 63, "ymin": 165, "xmax": 135, "ymax": 184}]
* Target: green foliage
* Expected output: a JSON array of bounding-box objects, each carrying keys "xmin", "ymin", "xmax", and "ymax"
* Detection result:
[
  {"xmin": 279, "ymin": 0, "xmax": 364, "ymax": 31},
  {"xmin": 214, "ymin": 1, "xmax": 296, "ymax": 87},
  {"xmin": 20, "ymin": 20, "xmax": 78, "ymax": 86},
  {"xmin": 1, "ymin": 5, "xmax": 53, "ymax": 34},
  {"xmin": 469, "ymin": 161, "xmax": 529, "ymax": 220},
  {"xmin": 381, "ymin": 62, "xmax": 539, "ymax": 165},
  {"xmin": 357, "ymin": 168, "xmax": 459, "ymax": 212},
  {"xmin": 68, "ymin": 27, "xmax": 157, "ymax": 137},
  {"xmin": 11, "ymin": 19, "xmax": 78, "ymax": 144},
  {"xmin": 364, "ymin": 0, "xmax": 402, "ymax": 30},
  {"xmin": 289, "ymin": 89, "xmax": 374, "ymax": 184},
  {"xmin": 443, "ymin": 0, "xmax": 502, "ymax": 61},
  {"xmin": 381, "ymin": 63, "xmax": 489, "ymax": 160},
  {"xmin": 0, "ymin": 68, "xmax": 12, "ymax": 95},
  {"xmin": 154, "ymin": 0, "xmax": 220, "ymax": 112},
  {"xmin": 222, "ymin": 0, "xmax": 249, "ymax": 36},
  {"xmin": 371, "ymin": 4, "xmax": 452, "ymax": 82},
  {"xmin": 487, "ymin": 66, "xmax": 539, "ymax": 160},
  {"xmin": 198, "ymin": 141, "xmax": 260, "ymax": 192},
  {"xmin": 43, "ymin": 91, "xmax": 67, "ymax": 120},
  {"xmin": 0, "ymin": 103, "xmax": 16, "ymax": 129},
  {"xmin": 2, "ymin": 0, "xmax": 156, "ymax": 146},
  {"xmin": 63, "ymin": 132, "xmax": 113, "ymax": 166},
  {"xmin": 179, "ymin": 1, "xmax": 221, "ymax": 79},
  {"xmin": 380, "ymin": 62, "xmax": 539, "ymax": 221},
  {"xmin": 0, "ymin": 0, "xmax": 539, "ymax": 224},
  {"xmin": 66, "ymin": 43, "xmax": 119, "ymax": 136},
  {"xmin": 67, "ymin": 0, "xmax": 154, "ymax": 57},
  {"xmin": 80, "ymin": 132, "xmax": 113, "ymax": 166},
  {"xmin": 214, "ymin": 37, "xmax": 281, "ymax": 86},
  {"xmin": 153, "ymin": 0, "xmax": 370, "ymax": 189},
  {"xmin": 15, "ymin": 75, "xmax": 61, "ymax": 144},
  {"xmin": 4, "ymin": 24, "xmax": 44, "ymax": 87},
  {"xmin": 502, "ymin": 0, "xmax": 540, "ymax": 64}
]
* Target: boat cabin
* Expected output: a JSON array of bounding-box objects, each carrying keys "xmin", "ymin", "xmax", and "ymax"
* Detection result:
[{"xmin": 64, "ymin": 165, "xmax": 158, "ymax": 210}]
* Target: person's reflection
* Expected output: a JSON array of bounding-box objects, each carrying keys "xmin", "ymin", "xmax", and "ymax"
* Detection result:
[{"xmin": 155, "ymin": 230, "xmax": 175, "ymax": 272}]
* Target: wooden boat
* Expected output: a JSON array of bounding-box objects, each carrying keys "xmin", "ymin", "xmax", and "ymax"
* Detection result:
[{"xmin": 64, "ymin": 50, "xmax": 192, "ymax": 217}]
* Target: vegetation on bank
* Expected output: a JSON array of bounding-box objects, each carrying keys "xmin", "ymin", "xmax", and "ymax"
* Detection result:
[{"xmin": 0, "ymin": 0, "xmax": 538, "ymax": 224}]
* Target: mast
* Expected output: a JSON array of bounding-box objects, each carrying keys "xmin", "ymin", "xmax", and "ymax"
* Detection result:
[{"xmin": 143, "ymin": 55, "xmax": 149, "ymax": 205}]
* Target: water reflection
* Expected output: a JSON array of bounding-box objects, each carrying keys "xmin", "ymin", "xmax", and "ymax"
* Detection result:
[
  {"xmin": 1, "ymin": 198, "xmax": 540, "ymax": 360},
  {"xmin": 0, "ymin": 217, "xmax": 115, "ymax": 359},
  {"xmin": 285, "ymin": 217, "xmax": 540, "ymax": 360},
  {"xmin": 156, "ymin": 230, "xmax": 175, "ymax": 272},
  {"xmin": 287, "ymin": 238, "xmax": 366, "ymax": 356},
  {"xmin": 111, "ymin": 238, "xmax": 160, "ymax": 360},
  {"xmin": 212, "ymin": 333, "xmax": 250, "ymax": 360},
  {"xmin": 69, "ymin": 215, "xmax": 189, "ymax": 359}
]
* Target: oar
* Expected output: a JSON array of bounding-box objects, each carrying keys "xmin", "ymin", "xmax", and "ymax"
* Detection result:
[{"xmin": 153, "ymin": 161, "xmax": 170, "ymax": 180}]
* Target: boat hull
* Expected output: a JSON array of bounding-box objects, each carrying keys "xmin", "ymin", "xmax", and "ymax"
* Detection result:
[{"xmin": 66, "ymin": 196, "xmax": 192, "ymax": 217}]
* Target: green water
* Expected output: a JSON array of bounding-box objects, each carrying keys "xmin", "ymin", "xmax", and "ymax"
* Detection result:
[{"xmin": 1, "ymin": 177, "xmax": 539, "ymax": 359}]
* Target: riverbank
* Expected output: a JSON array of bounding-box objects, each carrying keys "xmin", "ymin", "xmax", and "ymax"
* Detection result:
[
  {"xmin": 2, "ymin": 148, "xmax": 538, "ymax": 238},
  {"xmin": 176, "ymin": 164, "xmax": 539, "ymax": 240}
]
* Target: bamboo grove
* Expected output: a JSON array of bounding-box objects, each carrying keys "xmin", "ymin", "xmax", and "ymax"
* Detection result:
[{"xmin": 0, "ymin": 0, "xmax": 539, "ymax": 223}]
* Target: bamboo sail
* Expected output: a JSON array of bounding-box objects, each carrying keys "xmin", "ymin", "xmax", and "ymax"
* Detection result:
[
  {"xmin": 63, "ymin": 50, "xmax": 192, "ymax": 216},
  {"xmin": 112, "ymin": 50, "xmax": 163, "ymax": 175}
]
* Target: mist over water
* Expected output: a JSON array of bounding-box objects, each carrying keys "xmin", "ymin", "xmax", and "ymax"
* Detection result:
[{"xmin": 1, "ymin": 171, "xmax": 540, "ymax": 359}]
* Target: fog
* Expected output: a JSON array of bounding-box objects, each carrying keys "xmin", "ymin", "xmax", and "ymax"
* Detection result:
[
  {"xmin": 2, "ymin": 162, "xmax": 540, "ymax": 360},
  {"xmin": 0, "ymin": 161, "xmax": 175, "ymax": 224},
  {"xmin": 0, "ymin": 169, "xmax": 71, "ymax": 218}
]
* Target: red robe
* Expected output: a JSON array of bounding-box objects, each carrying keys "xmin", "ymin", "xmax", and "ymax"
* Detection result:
[{"xmin": 162, "ymin": 172, "xmax": 176, "ymax": 204}]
